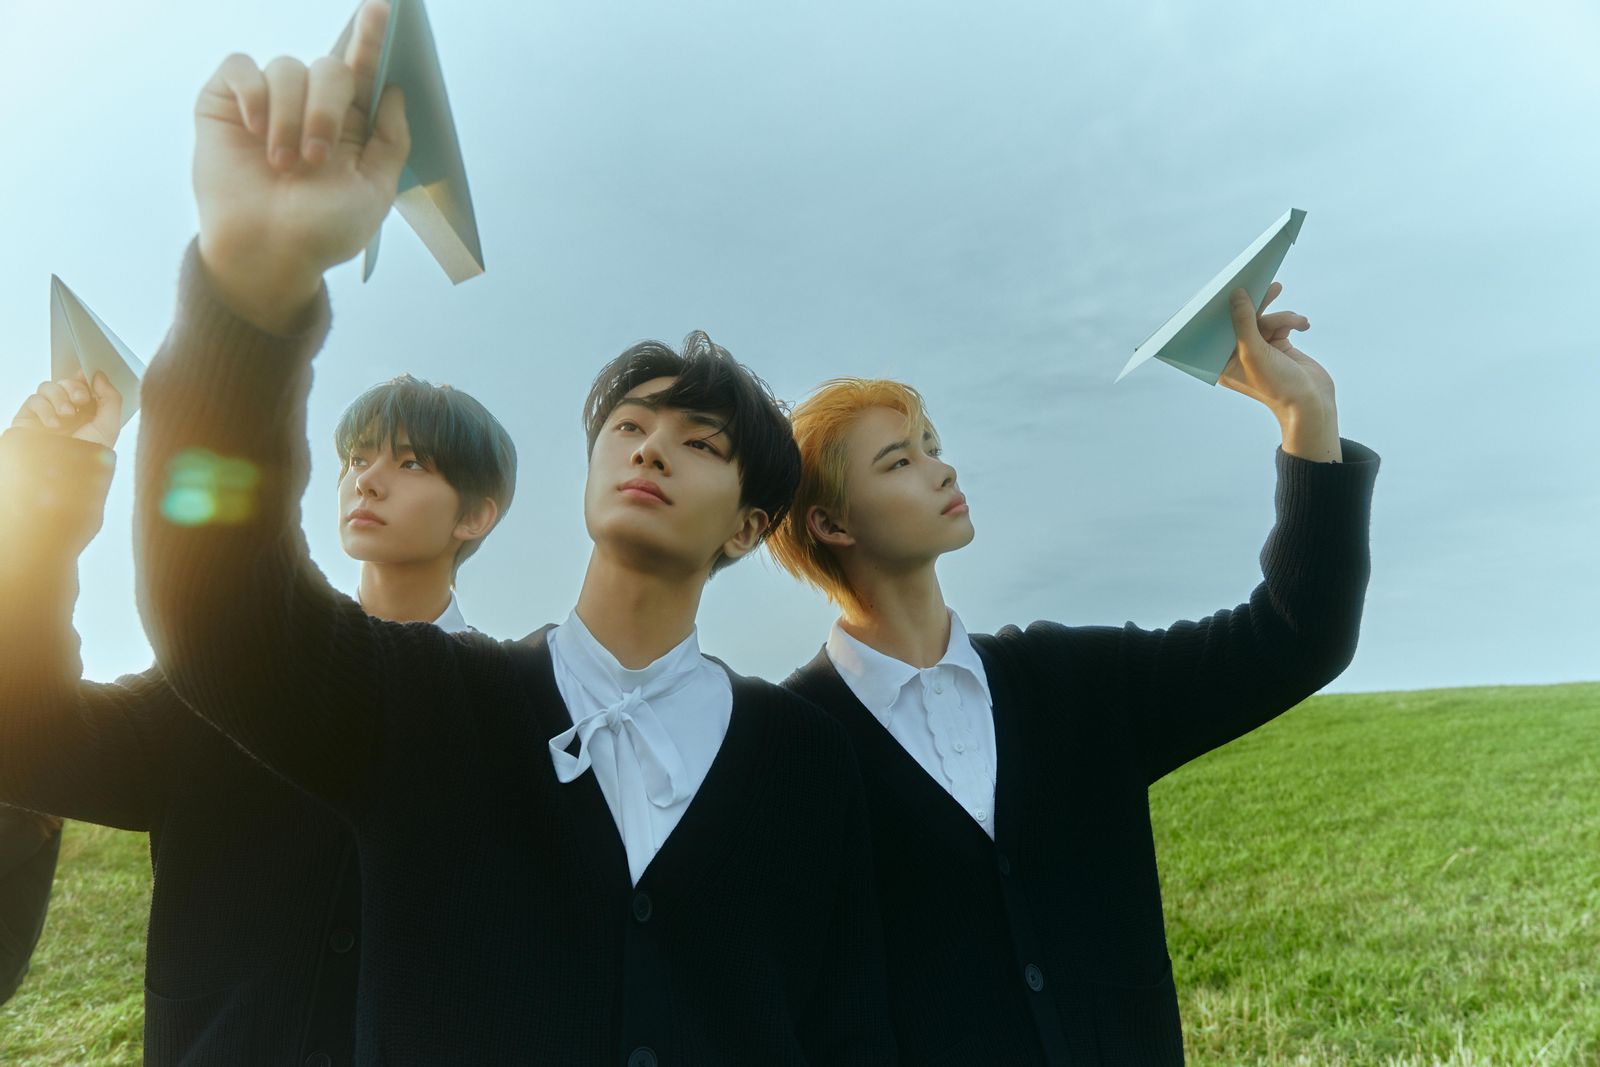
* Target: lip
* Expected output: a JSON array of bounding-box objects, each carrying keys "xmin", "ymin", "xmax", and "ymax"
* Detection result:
[
  {"xmin": 618, "ymin": 478, "xmax": 671, "ymax": 504},
  {"xmin": 346, "ymin": 508, "xmax": 386, "ymax": 528},
  {"xmin": 941, "ymin": 492, "xmax": 968, "ymax": 517}
]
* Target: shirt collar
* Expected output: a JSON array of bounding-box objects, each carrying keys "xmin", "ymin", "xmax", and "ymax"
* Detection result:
[
  {"xmin": 825, "ymin": 609, "xmax": 991, "ymax": 720},
  {"xmin": 551, "ymin": 608, "xmax": 706, "ymax": 704},
  {"xmin": 431, "ymin": 592, "xmax": 472, "ymax": 635}
]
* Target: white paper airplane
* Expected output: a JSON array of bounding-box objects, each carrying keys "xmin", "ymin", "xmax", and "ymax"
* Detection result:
[
  {"xmin": 1118, "ymin": 208, "xmax": 1307, "ymax": 385},
  {"xmin": 50, "ymin": 275, "xmax": 144, "ymax": 426},
  {"xmin": 334, "ymin": 0, "xmax": 484, "ymax": 284}
]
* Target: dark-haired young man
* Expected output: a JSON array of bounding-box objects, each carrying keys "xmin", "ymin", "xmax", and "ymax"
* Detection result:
[
  {"xmin": 766, "ymin": 298, "xmax": 1378, "ymax": 1063},
  {"xmin": 132, "ymin": 6, "xmax": 890, "ymax": 1062},
  {"xmin": 0, "ymin": 369, "xmax": 515, "ymax": 1063}
]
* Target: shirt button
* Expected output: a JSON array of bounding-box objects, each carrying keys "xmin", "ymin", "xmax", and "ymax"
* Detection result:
[
  {"xmin": 632, "ymin": 892, "xmax": 654, "ymax": 923},
  {"xmin": 1024, "ymin": 963, "xmax": 1045, "ymax": 992},
  {"xmin": 328, "ymin": 929, "xmax": 355, "ymax": 954},
  {"xmin": 975, "ymin": 808, "xmax": 989, "ymax": 822},
  {"xmin": 932, "ymin": 680, "xmax": 945, "ymax": 694},
  {"xmin": 628, "ymin": 1048, "xmax": 658, "ymax": 1067},
  {"xmin": 954, "ymin": 741, "xmax": 967, "ymax": 753}
]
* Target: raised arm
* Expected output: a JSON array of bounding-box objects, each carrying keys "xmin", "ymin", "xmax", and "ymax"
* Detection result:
[
  {"xmin": 0, "ymin": 378, "xmax": 179, "ymax": 829},
  {"xmin": 134, "ymin": 2, "xmax": 427, "ymax": 806},
  {"xmin": 1019, "ymin": 285, "xmax": 1378, "ymax": 781}
]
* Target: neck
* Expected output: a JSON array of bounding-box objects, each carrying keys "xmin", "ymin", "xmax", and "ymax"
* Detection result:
[
  {"xmin": 357, "ymin": 557, "xmax": 455, "ymax": 624},
  {"xmin": 837, "ymin": 557, "xmax": 951, "ymax": 668},
  {"xmin": 573, "ymin": 545, "xmax": 707, "ymax": 669}
]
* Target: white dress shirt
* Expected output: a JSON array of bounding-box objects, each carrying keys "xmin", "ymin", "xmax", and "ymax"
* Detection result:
[
  {"xmin": 547, "ymin": 611, "xmax": 733, "ymax": 885},
  {"xmin": 429, "ymin": 592, "xmax": 472, "ymax": 635},
  {"xmin": 826, "ymin": 610, "xmax": 999, "ymax": 838}
]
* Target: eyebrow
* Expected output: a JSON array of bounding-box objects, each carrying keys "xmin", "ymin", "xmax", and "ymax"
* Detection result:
[{"xmin": 872, "ymin": 429, "xmax": 935, "ymax": 465}]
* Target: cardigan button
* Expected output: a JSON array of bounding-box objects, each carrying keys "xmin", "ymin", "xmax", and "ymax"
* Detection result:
[
  {"xmin": 628, "ymin": 1047, "xmax": 658, "ymax": 1067},
  {"xmin": 996, "ymin": 852, "xmax": 1011, "ymax": 877},
  {"xmin": 1024, "ymin": 963, "xmax": 1045, "ymax": 992},
  {"xmin": 632, "ymin": 892, "xmax": 654, "ymax": 923},
  {"xmin": 304, "ymin": 1054, "xmax": 333, "ymax": 1067},
  {"xmin": 328, "ymin": 928, "xmax": 356, "ymax": 954}
]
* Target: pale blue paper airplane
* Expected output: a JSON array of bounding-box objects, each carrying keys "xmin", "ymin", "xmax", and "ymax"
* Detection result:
[
  {"xmin": 50, "ymin": 275, "xmax": 144, "ymax": 426},
  {"xmin": 1118, "ymin": 208, "xmax": 1307, "ymax": 385},
  {"xmin": 334, "ymin": 0, "xmax": 484, "ymax": 284}
]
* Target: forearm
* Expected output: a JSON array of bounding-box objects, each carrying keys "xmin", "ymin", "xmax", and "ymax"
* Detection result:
[
  {"xmin": 1274, "ymin": 395, "xmax": 1342, "ymax": 463},
  {"xmin": 134, "ymin": 240, "xmax": 380, "ymax": 805},
  {"xmin": 0, "ymin": 432, "xmax": 159, "ymax": 827}
]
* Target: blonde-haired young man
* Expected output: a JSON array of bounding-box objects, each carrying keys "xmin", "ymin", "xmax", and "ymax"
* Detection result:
[{"xmin": 770, "ymin": 287, "xmax": 1380, "ymax": 1064}]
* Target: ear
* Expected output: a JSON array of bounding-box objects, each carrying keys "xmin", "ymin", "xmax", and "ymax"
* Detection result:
[
  {"xmin": 806, "ymin": 504, "xmax": 854, "ymax": 549},
  {"xmin": 719, "ymin": 506, "xmax": 771, "ymax": 565},
  {"xmin": 453, "ymin": 497, "xmax": 501, "ymax": 545}
]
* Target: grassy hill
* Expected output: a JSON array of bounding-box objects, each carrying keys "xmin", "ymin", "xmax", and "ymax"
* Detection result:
[{"xmin": 2, "ymin": 682, "xmax": 1597, "ymax": 1064}]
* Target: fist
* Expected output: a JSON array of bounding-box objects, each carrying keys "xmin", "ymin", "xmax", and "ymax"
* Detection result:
[{"xmin": 11, "ymin": 373, "xmax": 124, "ymax": 449}]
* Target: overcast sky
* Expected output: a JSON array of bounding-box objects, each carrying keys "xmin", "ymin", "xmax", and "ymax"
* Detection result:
[{"xmin": 2, "ymin": 0, "xmax": 1595, "ymax": 694}]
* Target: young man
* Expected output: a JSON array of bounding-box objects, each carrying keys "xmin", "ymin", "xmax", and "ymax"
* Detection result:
[
  {"xmin": 131, "ymin": 5, "xmax": 891, "ymax": 1061},
  {"xmin": 768, "ymin": 294, "xmax": 1379, "ymax": 1064},
  {"xmin": 0, "ymin": 368, "xmax": 516, "ymax": 1062}
]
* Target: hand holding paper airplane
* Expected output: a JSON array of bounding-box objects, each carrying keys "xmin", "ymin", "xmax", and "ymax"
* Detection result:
[
  {"xmin": 12, "ymin": 373, "xmax": 124, "ymax": 450},
  {"xmin": 191, "ymin": 0, "xmax": 411, "ymax": 332}
]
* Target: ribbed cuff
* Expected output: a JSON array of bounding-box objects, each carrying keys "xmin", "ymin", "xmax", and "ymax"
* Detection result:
[{"xmin": 1265, "ymin": 437, "xmax": 1379, "ymax": 575}]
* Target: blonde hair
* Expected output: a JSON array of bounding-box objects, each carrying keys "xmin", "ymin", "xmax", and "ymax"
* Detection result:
[{"xmin": 767, "ymin": 378, "xmax": 932, "ymax": 613}]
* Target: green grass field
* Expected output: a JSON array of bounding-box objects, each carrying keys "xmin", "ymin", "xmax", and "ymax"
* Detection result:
[{"xmin": 2, "ymin": 682, "xmax": 1596, "ymax": 1065}]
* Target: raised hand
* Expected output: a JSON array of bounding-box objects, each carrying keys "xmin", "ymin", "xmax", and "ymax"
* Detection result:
[
  {"xmin": 193, "ymin": 0, "xmax": 411, "ymax": 333},
  {"xmin": 1220, "ymin": 283, "xmax": 1341, "ymax": 462},
  {"xmin": 10, "ymin": 373, "xmax": 124, "ymax": 449}
]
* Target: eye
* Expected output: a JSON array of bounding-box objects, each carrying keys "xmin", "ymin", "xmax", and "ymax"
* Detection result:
[
  {"xmin": 927, "ymin": 446, "xmax": 943, "ymax": 459},
  {"xmin": 889, "ymin": 457, "xmax": 910, "ymax": 470},
  {"xmin": 687, "ymin": 437, "xmax": 723, "ymax": 457},
  {"xmin": 401, "ymin": 459, "xmax": 425, "ymax": 471},
  {"xmin": 349, "ymin": 455, "xmax": 370, "ymax": 469},
  {"xmin": 615, "ymin": 419, "xmax": 641, "ymax": 433}
]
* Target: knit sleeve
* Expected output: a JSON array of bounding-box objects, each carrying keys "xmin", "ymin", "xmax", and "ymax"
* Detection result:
[
  {"xmin": 133, "ymin": 241, "xmax": 464, "ymax": 810},
  {"xmin": 1016, "ymin": 440, "xmax": 1379, "ymax": 784},
  {"xmin": 0, "ymin": 429, "xmax": 179, "ymax": 829}
]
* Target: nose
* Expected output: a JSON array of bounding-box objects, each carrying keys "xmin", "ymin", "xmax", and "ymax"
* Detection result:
[
  {"xmin": 353, "ymin": 462, "xmax": 387, "ymax": 500},
  {"xmin": 938, "ymin": 459, "xmax": 957, "ymax": 489},
  {"xmin": 631, "ymin": 429, "xmax": 670, "ymax": 475}
]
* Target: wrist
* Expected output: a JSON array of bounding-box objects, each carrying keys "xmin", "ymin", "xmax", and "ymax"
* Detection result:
[
  {"xmin": 1276, "ymin": 396, "xmax": 1342, "ymax": 462},
  {"xmin": 198, "ymin": 229, "xmax": 324, "ymax": 336}
]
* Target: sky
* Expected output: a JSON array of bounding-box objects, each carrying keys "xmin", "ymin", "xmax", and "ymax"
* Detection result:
[{"xmin": 1, "ymin": 0, "xmax": 1595, "ymax": 694}]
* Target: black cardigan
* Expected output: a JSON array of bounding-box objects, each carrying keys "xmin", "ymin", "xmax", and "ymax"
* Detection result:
[
  {"xmin": 0, "ymin": 428, "xmax": 360, "ymax": 1064},
  {"xmin": 132, "ymin": 245, "xmax": 894, "ymax": 1064},
  {"xmin": 784, "ymin": 440, "xmax": 1379, "ymax": 1065}
]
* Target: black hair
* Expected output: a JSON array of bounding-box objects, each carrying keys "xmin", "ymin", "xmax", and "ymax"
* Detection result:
[
  {"xmin": 335, "ymin": 375, "xmax": 518, "ymax": 575},
  {"xmin": 583, "ymin": 330, "xmax": 801, "ymax": 573}
]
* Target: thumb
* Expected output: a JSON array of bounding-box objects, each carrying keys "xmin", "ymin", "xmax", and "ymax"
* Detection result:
[
  {"xmin": 361, "ymin": 85, "xmax": 411, "ymax": 189},
  {"xmin": 90, "ymin": 372, "xmax": 124, "ymax": 433},
  {"xmin": 1228, "ymin": 287, "xmax": 1266, "ymax": 352}
]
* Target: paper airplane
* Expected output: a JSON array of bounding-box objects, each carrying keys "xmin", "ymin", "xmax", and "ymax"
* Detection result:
[
  {"xmin": 334, "ymin": 0, "xmax": 484, "ymax": 284},
  {"xmin": 1118, "ymin": 208, "xmax": 1307, "ymax": 385},
  {"xmin": 50, "ymin": 276, "xmax": 145, "ymax": 426}
]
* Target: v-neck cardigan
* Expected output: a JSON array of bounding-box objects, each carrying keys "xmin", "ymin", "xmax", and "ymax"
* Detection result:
[
  {"xmin": 784, "ymin": 440, "xmax": 1379, "ymax": 1065},
  {"xmin": 133, "ymin": 245, "xmax": 895, "ymax": 1064}
]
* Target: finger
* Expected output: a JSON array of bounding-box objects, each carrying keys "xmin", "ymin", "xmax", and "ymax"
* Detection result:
[
  {"xmin": 302, "ymin": 56, "xmax": 356, "ymax": 165},
  {"xmin": 23, "ymin": 394, "xmax": 61, "ymax": 430},
  {"xmin": 1257, "ymin": 310, "xmax": 1310, "ymax": 337},
  {"xmin": 263, "ymin": 56, "xmax": 311, "ymax": 170},
  {"xmin": 38, "ymin": 381, "xmax": 77, "ymax": 418},
  {"xmin": 61, "ymin": 376, "xmax": 94, "ymax": 408},
  {"xmin": 1257, "ymin": 281, "xmax": 1283, "ymax": 314},
  {"xmin": 344, "ymin": 0, "xmax": 392, "ymax": 116},
  {"xmin": 90, "ymin": 371, "xmax": 125, "ymax": 410},
  {"xmin": 360, "ymin": 84, "xmax": 411, "ymax": 187},
  {"xmin": 200, "ymin": 53, "xmax": 269, "ymax": 135},
  {"xmin": 1228, "ymin": 288, "xmax": 1266, "ymax": 352}
]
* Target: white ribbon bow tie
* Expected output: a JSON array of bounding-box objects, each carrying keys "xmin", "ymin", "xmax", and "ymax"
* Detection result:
[{"xmin": 548, "ymin": 687, "xmax": 691, "ymax": 808}]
